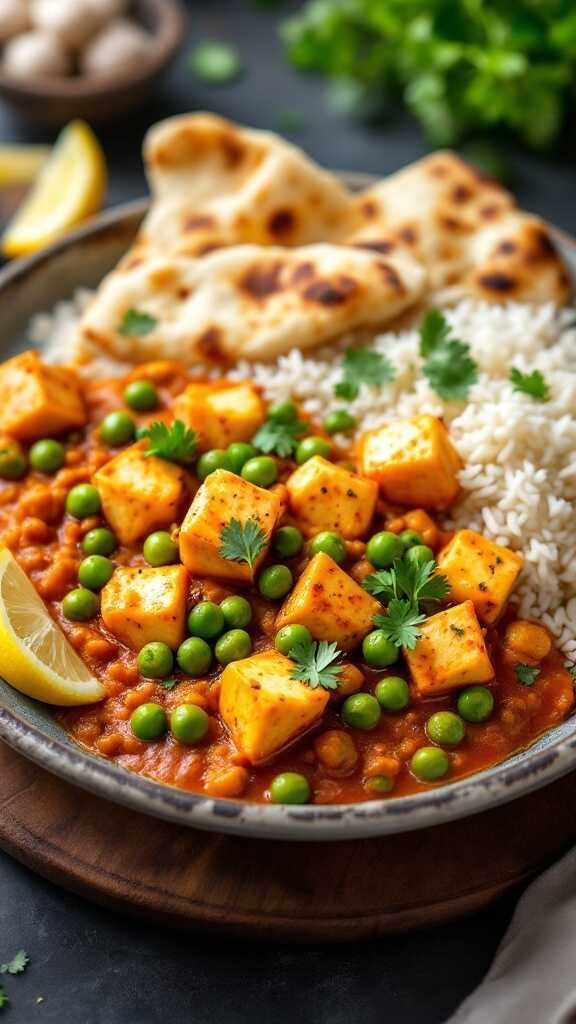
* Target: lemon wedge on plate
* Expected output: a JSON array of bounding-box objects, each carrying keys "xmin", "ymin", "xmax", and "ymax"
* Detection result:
[
  {"xmin": 0, "ymin": 547, "xmax": 105, "ymax": 706},
  {"xmin": 0, "ymin": 144, "xmax": 50, "ymax": 186},
  {"xmin": 2, "ymin": 120, "xmax": 107, "ymax": 258}
]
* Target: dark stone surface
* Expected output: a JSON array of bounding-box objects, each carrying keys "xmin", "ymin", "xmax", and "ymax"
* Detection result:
[{"xmin": 0, "ymin": 1, "xmax": 573, "ymax": 1021}]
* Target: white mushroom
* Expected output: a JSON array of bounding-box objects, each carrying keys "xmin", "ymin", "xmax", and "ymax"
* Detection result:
[
  {"xmin": 3, "ymin": 29, "xmax": 71, "ymax": 77},
  {"xmin": 0, "ymin": 0, "xmax": 29, "ymax": 44},
  {"xmin": 30, "ymin": 0, "xmax": 100, "ymax": 49},
  {"xmin": 80, "ymin": 19, "xmax": 152, "ymax": 77}
]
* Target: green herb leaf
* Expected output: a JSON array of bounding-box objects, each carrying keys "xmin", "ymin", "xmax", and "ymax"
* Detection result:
[
  {"xmin": 289, "ymin": 639, "xmax": 343, "ymax": 690},
  {"xmin": 0, "ymin": 951, "xmax": 29, "ymax": 976},
  {"xmin": 515, "ymin": 663, "xmax": 541, "ymax": 686},
  {"xmin": 364, "ymin": 559, "xmax": 449, "ymax": 607},
  {"xmin": 219, "ymin": 517, "xmax": 267, "ymax": 568},
  {"xmin": 334, "ymin": 345, "xmax": 395, "ymax": 401},
  {"xmin": 419, "ymin": 311, "xmax": 478, "ymax": 401},
  {"xmin": 419, "ymin": 309, "xmax": 452, "ymax": 357},
  {"xmin": 160, "ymin": 679, "xmax": 179, "ymax": 691},
  {"xmin": 510, "ymin": 368, "xmax": 550, "ymax": 402},
  {"xmin": 189, "ymin": 41, "xmax": 242, "ymax": 84},
  {"xmin": 141, "ymin": 420, "xmax": 197, "ymax": 465},
  {"xmin": 566, "ymin": 662, "xmax": 576, "ymax": 684},
  {"xmin": 118, "ymin": 309, "xmax": 158, "ymax": 337},
  {"xmin": 0, "ymin": 986, "xmax": 8, "ymax": 1009},
  {"xmin": 374, "ymin": 599, "xmax": 426, "ymax": 650},
  {"xmin": 252, "ymin": 418, "xmax": 307, "ymax": 457}
]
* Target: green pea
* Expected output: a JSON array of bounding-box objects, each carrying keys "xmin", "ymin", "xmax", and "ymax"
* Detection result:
[
  {"xmin": 267, "ymin": 401, "xmax": 298, "ymax": 424},
  {"xmin": 411, "ymin": 746, "xmax": 450, "ymax": 782},
  {"xmin": 66, "ymin": 484, "xmax": 101, "ymax": 519},
  {"xmin": 137, "ymin": 642, "xmax": 174, "ymax": 679},
  {"xmin": 130, "ymin": 702, "xmax": 167, "ymax": 741},
  {"xmin": 309, "ymin": 531, "xmax": 346, "ymax": 565},
  {"xmin": 176, "ymin": 637, "xmax": 213, "ymax": 677},
  {"xmin": 123, "ymin": 379, "xmax": 159, "ymax": 412},
  {"xmin": 258, "ymin": 564, "xmax": 293, "ymax": 600},
  {"xmin": 170, "ymin": 703, "xmax": 209, "ymax": 745},
  {"xmin": 227, "ymin": 442, "xmax": 256, "ymax": 475},
  {"xmin": 341, "ymin": 692, "xmax": 381, "ymax": 730},
  {"xmin": 405, "ymin": 544, "xmax": 435, "ymax": 569},
  {"xmin": 275, "ymin": 623, "xmax": 312, "ymax": 656},
  {"xmin": 78, "ymin": 555, "xmax": 114, "ymax": 591},
  {"xmin": 0, "ymin": 444, "xmax": 27, "ymax": 480},
  {"xmin": 62, "ymin": 588, "xmax": 98, "ymax": 622},
  {"xmin": 219, "ymin": 595, "xmax": 252, "ymax": 629},
  {"xmin": 143, "ymin": 531, "xmax": 179, "ymax": 567},
  {"xmin": 364, "ymin": 775, "xmax": 395, "ymax": 795},
  {"xmin": 215, "ymin": 628, "xmax": 252, "ymax": 666},
  {"xmin": 457, "ymin": 685, "xmax": 495, "ymax": 723},
  {"xmin": 323, "ymin": 409, "xmax": 356, "ymax": 435},
  {"xmin": 269, "ymin": 771, "xmax": 311, "ymax": 805},
  {"xmin": 188, "ymin": 601, "xmax": 225, "ymax": 640},
  {"xmin": 366, "ymin": 531, "xmax": 403, "ymax": 569},
  {"xmin": 82, "ymin": 527, "xmax": 117, "ymax": 557},
  {"xmin": 29, "ymin": 439, "xmax": 65, "ymax": 474},
  {"xmin": 196, "ymin": 449, "xmax": 232, "ymax": 481},
  {"xmin": 100, "ymin": 411, "xmax": 135, "ymax": 447},
  {"xmin": 399, "ymin": 529, "xmax": 424, "ymax": 551},
  {"xmin": 375, "ymin": 676, "xmax": 410, "ymax": 712},
  {"xmin": 241, "ymin": 456, "xmax": 278, "ymax": 487},
  {"xmin": 273, "ymin": 525, "xmax": 303, "ymax": 559},
  {"xmin": 295, "ymin": 436, "xmax": 331, "ymax": 465},
  {"xmin": 426, "ymin": 711, "xmax": 466, "ymax": 747},
  {"xmin": 362, "ymin": 630, "xmax": 399, "ymax": 669}
]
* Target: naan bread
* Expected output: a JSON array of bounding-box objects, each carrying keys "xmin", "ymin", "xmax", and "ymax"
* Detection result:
[
  {"xmin": 75, "ymin": 244, "xmax": 425, "ymax": 366},
  {"xmin": 127, "ymin": 113, "xmax": 356, "ymax": 262},
  {"xmin": 348, "ymin": 151, "xmax": 571, "ymax": 305}
]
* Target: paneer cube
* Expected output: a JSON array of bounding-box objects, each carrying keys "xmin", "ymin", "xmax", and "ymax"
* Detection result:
[
  {"xmin": 275, "ymin": 552, "xmax": 380, "ymax": 651},
  {"xmin": 220, "ymin": 650, "xmax": 329, "ymax": 763},
  {"xmin": 173, "ymin": 382, "xmax": 264, "ymax": 450},
  {"xmin": 359, "ymin": 415, "xmax": 461, "ymax": 510},
  {"xmin": 93, "ymin": 443, "xmax": 189, "ymax": 546},
  {"xmin": 437, "ymin": 529, "xmax": 523, "ymax": 624},
  {"xmin": 179, "ymin": 468, "xmax": 281, "ymax": 583},
  {"xmin": 286, "ymin": 456, "xmax": 377, "ymax": 539},
  {"xmin": 0, "ymin": 350, "xmax": 86, "ymax": 441},
  {"xmin": 101, "ymin": 565, "xmax": 189, "ymax": 650},
  {"xmin": 405, "ymin": 601, "xmax": 494, "ymax": 696}
]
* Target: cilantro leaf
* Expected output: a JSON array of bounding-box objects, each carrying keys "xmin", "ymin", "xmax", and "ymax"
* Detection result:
[
  {"xmin": 289, "ymin": 639, "xmax": 343, "ymax": 690},
  {"xmin": 515, "ymin": 663, "xmax": 541, "ymax": 686},
  {"xmin": 374, "ymin": 600, "xmax": 425, "ymax": 650},
  {"xmin": 419, "ymin": 310, "xmax": 478, "ymax": 401},
  {"xmin": 566, "ymin": 662, "xmax": 576, "ymax": 684},
  {"xmin": 160, "ymin": 679, "xmax": 179, "ymax": 691},
  {"xmin": 118, "ymin": 309, "xmax": 158, "ymax": 337},
  {"xmin": 0, "ymin": 986, "xmax": 8, "ymax": 1009},
  {"xmin": 189, "ymin": 41, "xmax": 242, "ymax": 84},
  {"xmin": 219, "ymin": 518, "xmax": 267, "ymax": 568},
  {"xmin": 510, "ymin": 368, "xmax": 550, "ymax": 402},
  {"xmin": 334, "ymin": 345, "xmax": 395, "ymax": 400},
  {"xmin": 419, "ymin": 309, "xmax": 452, "ymax": 357},
  {"xmin": 0, "ymin": 951, "xmax": 29, "ymax": 976},
  {"xmin": 364, "ymin": 558, "xmax": 449, "ymax": 607},
  {"xmin": 252, "ymin": 418, "xmax": 306, "ymax": 458},
  {"xmin": 141, "ymin": 420, "xmax": 197, "ymax": 465}
]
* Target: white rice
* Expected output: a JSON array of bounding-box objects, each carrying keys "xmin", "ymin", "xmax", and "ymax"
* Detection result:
[{"xmin": 34, "ymin": 296, "xmax": 576, "ymax": 659}]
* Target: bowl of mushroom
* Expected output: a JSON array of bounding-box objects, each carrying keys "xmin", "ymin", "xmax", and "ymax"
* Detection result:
[{"xmin": 0, "ymin": 0, "xmax": 186, "ymax": 124}]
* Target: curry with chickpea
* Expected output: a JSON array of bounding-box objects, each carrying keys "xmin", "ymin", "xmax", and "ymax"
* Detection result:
[{"xmin": 0, "ymin": 350, "xmax": 572, "ymax": 805}]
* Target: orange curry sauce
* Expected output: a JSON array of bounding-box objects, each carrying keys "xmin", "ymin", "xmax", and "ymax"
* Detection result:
[{"xmin": 0, "ymin": 360, "xmax": 572, "ymax": 803}]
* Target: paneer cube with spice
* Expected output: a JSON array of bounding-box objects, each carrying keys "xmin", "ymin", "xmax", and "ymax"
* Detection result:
[
  {"xmin": 101, "ymin": 565, "xmax": 189, "ymax": 650},
  {"xmin": 220, "ymin": 650, "xmax": 330, "ymax": 763},
  {"xmin": 358, "ymin": 414, "xmax": 461, "ymax": 509},
  {"xmin": 276, "ymin": 552, "xmax": 380, "ymax": 651},
  {"xmin": 286, "ymin": 455, "xmax": 377, "ymax": 539},
  {"xmin": 173, "ymin": 381, "xmax": 265, "ymax": 450},
  {"xmin": 405, "ymin": 600, "xmax": 494, "ymax": 697},
  {"xmin": 437, "ymin": 529, "xmax": 523, "ymax": 624},
  {"xmin": 0, "ymin": 350, "xmax": 87, "ymax": 441},
  {"xmin": 179, "ymin": 468, "xmax": 282, "ymax": 583},
  {"xmin": 93, "ymin": 444, "xmax": 189, "ymax": 546}
]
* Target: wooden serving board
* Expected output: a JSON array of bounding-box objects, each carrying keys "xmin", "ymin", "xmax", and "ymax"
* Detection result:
[{"xmin": 1, "ymin": 741, "xmax": 575, "ymax": 940}]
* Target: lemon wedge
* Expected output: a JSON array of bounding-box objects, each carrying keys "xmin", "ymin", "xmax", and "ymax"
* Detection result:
[
  {"xmin": 0, "ymin": 145, "xmax": 50, "ymax": 187},
  {"xmin": 2, "ymin": 120, "xmax": 107, "ymax": 258},
  {"xmin": 0, "ymin": 547, "xmax": 105, "ymax": 706}
]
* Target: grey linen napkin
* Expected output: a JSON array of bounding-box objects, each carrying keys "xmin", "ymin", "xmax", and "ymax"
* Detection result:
[{"xmin": 448, "ymin": 846, "xmax": 576, "ymax": 1024}]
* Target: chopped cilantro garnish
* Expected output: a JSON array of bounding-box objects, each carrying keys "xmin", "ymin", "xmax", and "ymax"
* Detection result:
[
  {"xmin": 189, "ymin": 41, "xmax": 243, "ymax": 84},
  {"xmin": 0, "ymin": 986, "xmax": 8, "ymax": 1009},
  {"xmin": 334, "ymin": 345, "xmax": 395, "ymax": 401},
  {"xmin": 160, "ymin": 679, "xmax": 179, "ymax": 691},
  {"xmin": 373, "ymin": 599, "xmax": 426, "ymax": 650},
  {"xmin": 252, "ymin": 418, "xmax": 306, "ymax": 457},
  {"xmin": 364, "ymin": 558, "xmax": 449, "ymax": 607},
  {"xmin": 510, "ymin": 368, "xmax": 550, "ymax": 402},
  {"xmin": 515, "ymin": 663, "xmax": 541, "ymax": 686},
  {"xmin": 141, "ymin": 420, "xmax": 197, "ymax": 465},
  {"xmin": 419, "ymin": 309, "xmax": 478, "ymax": 401},
  {"xmin": 289, "ymin": 639, "xmax": 343, "ymax": 690},
  {"xmin": 1, "ymin": 951, "xmax": 29, "ymax": 976},
  {"xmin": 219, "ymin": 517, "xmax": 267, "ymax": 568},
  {"xmin": 118, "ymin": 309, "xmax": 158, "ymax": 337}
]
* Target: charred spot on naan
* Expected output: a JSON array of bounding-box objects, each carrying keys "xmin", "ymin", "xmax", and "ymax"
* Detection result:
[{"xmin": 239, "ymin": 261, "xmax": 285, "ymax": 299}]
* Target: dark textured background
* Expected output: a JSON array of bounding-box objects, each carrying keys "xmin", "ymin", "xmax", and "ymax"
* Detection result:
[{"xmin": 0, "ymin": 2, "xmax": 574, "ymax": 1021}]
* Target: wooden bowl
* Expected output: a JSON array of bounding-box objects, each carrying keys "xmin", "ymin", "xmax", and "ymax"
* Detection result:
[{"xmin": 0, "ymin": 0, "xmax": 186, "ymax": 126}]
